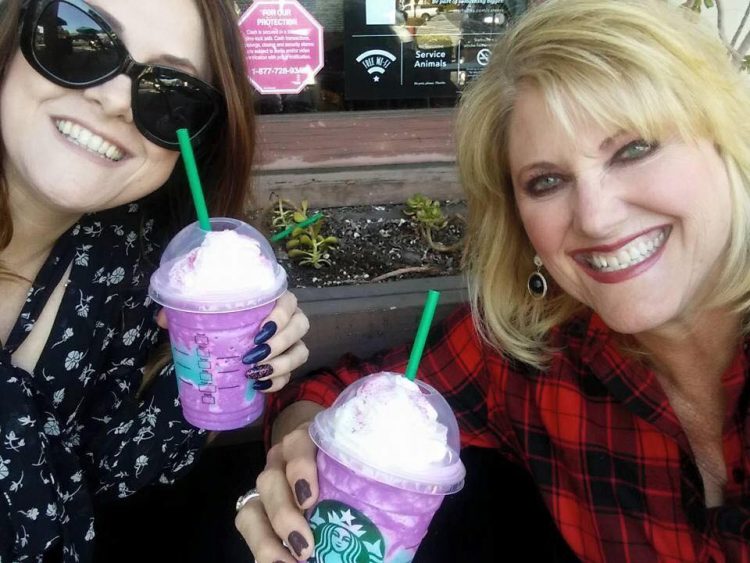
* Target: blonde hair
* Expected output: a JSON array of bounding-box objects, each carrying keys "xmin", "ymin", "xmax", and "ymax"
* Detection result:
[{"xmin": 457, "ymin": 0, "xmax": 750, "ymax": 367}]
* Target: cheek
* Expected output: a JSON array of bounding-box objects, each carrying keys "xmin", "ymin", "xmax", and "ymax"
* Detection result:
[
  {"xmin": 140, "ymin": 148, "xmax": 179, "ymax": 192},
  {"xmin": 517, "ymin": 201, "xmax": 567, "ymax": 258},
  {"xmin": 1, "ymin": 56, "xmax": 34, "ymax": 143}
]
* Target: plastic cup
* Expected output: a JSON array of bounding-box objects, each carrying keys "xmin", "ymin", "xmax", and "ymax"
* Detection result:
[
  {"xmin": 149, "ymin": 217, "xmax": 287, "ymax": 430},
  {"xmin": 307, "ymin": 372, "xmax": 465, "ymax": 562}
]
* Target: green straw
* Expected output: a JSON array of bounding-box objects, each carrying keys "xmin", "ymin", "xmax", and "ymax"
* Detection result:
[
  {"xmin": 176, "ymin": 128, "xmax": 211, "ymax": 231},
  {"xmin": 404, "ymin": 290, "xmax": 441, "ymax": 381},
  {"xmin": 271, "ymin": 212, "xmax": 324, "ymax": 242}
]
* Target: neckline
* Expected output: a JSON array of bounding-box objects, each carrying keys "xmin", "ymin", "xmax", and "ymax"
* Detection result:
[{"xmin": 1, "ymin": 221, "xmax": 79, "ymax": 355}]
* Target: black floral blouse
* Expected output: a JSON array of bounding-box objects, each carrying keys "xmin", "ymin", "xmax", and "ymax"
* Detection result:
[{"xmin": 0, "ymin": 202, "xmax": 207, "ymax": 562}]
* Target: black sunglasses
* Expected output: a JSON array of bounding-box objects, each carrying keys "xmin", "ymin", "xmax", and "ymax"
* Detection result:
[{"xmin": 20, "ymin": 0, "xmax": 224, "ymax": 150}]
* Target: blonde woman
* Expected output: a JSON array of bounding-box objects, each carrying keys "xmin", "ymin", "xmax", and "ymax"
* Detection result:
[{"xmin": 237, "ymin": 0, "xmax": 750, "ymax": 561}]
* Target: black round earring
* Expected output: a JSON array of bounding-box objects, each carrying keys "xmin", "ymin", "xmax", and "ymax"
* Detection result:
[{"xmin": 527, "ymin": 255, "xmax": 548, "ymax": 299}]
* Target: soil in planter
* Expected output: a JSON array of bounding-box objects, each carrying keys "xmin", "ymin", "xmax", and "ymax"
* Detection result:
[{"xmin": 255, "ymin": 201, "xmax": 467, "ymax": 288}]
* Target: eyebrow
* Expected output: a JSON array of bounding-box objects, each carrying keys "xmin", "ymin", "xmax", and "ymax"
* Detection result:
[
  {"xmin": 91, "ymin": 4, "xmax": 201, "ymax": 75},
  {"xmin": 515, "ymin": 129, "xmax": 630, "ymax": 179},
  {"xmin": 515, "ymin": 161, "xmax": 557, "ymax": 180},
  {"xmin": 598, "ymin": 130, "xmax": 626, "ymax": 151}
]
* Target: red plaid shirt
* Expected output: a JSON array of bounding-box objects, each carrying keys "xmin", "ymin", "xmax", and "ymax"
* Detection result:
[{"xmin": 266, "ymin": 305, "xmax": 750, "ymax": 562}]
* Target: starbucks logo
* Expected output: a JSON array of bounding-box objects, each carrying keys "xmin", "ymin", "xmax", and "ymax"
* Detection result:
[{"xmin": 308, "ymin": 500, "xmax": 385, "ymax": 563}]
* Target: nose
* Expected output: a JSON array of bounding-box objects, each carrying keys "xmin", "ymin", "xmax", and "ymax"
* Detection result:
[
  {"xmin": 82, "ymin": 74, "xmax": 134, "ymax": 124},
  {"xmin": 571, "ymin": 172, "xmax": 628, "ymax": 239}
]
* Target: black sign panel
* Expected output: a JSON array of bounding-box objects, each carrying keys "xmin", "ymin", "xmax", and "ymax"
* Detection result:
[{"xmin": 344, "ymin": 0, "xmax": 526, "ymax": 100}]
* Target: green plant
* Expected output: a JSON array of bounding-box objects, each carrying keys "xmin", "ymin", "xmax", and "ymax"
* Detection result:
[
  {"xmin": 403, "ymin": 194, "xmax": 462, "ymax": 253},
  {"xmin": 404, "ymin": 194, "xmax": 447, "ymax": 230},
  {"xmin": 270, "ymin": 198, "xmax": 339, "ymax": 269},
  {"xmin": 286, "ymin": 221, "xmax": 339, "ymax": 269},
  {"xmin": 271, "ymin": 198, "xmax": 307, "ymax": 230}
]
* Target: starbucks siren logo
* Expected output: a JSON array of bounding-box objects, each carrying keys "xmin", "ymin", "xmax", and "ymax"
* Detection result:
[{"xmin": 308, "ymin": 500, "xmax": 385, "ymax": 562}]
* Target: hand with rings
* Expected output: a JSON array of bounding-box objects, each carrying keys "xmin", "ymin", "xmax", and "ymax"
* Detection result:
[{"xmin": 235, "ymin": 421, "xmax": 319, "ymax": 562}]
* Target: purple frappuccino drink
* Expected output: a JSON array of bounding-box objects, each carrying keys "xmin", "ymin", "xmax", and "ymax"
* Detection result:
[
  {"xmin": 308, "ymin": 372, "xmax": 465, "ymax": 563},
  {"xmin": 149, "ymin": 218, "xmax": 287, "ymax": 430}
]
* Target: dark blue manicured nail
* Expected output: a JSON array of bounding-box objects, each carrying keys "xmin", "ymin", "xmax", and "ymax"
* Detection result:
[
  {"xmin": 246, "ymin": 364, "xmax": 273, "ymax": 380},
  {"xmin": 252, "ymin": 379, "xmax": 272, "ymax": 391},
  {"xmin": 242, "ymin": 344, "xmax": 271, "ymax": 365},
  {"xmin": 254, "ymin": 321, "xmax": 277, "ymax": 345}
]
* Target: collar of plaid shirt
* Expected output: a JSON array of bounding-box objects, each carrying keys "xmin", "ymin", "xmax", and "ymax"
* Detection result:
[{"xmin": 529, "ymin": 311, "xmax": 750, "ymax": 561}]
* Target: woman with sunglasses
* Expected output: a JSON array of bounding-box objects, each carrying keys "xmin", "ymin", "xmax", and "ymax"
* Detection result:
[{"xmin": 0, "ymin": 0, "xmax": 310, "ymax": 560}]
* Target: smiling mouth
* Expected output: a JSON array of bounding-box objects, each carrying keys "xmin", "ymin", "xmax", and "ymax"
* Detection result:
[
  {"xmin": 578, "ymin": 227, "xmax": 670, "ymax": 273},
  {"xmin": 55, "ymin": 119, "xmax": 125, "ymax": 162}
]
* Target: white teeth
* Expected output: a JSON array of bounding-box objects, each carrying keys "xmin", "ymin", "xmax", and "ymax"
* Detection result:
[
  {"xmin": 88, "ymin": 134, "xmax": 103, "ymax": 152},
  {"xmin": 584, "ymin": 229, "xmax": 667, "ymax": 273},
  {"xmin": 54, "ymin": 120, "xmax": 124, "ymax": 162},
  {"xmin": 77, "ymin": 128, "xmax": 91, "ymax": 145}
]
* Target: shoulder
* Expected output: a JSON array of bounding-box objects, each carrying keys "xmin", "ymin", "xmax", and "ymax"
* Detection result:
[{"xmin": 491, "ymin": 311, "xmax": 601, "ymax": 383}]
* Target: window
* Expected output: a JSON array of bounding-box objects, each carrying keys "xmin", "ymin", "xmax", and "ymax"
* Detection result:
[
  {"xmin": 238, "ymin": 0, "xmax": 528, "ymax": 114},
  {"xmin": 236, "ymin": 0, "xmax": 528, "ymax": 195}
]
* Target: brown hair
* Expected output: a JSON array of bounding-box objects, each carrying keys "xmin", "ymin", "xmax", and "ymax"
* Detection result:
[
  {"xmin": 142, "ymin": 0, "xmax": 256, "ymax": 232},
  {"xmin": 0, "ymin": 0, "xmax": 23, "ymax": 280},
  {"xmin": 141, "ymin": 0, "xmax": 258, "ymax": 391},
  {"xmin": 0, "ymin": 0, "xmax": 257, "ymax": 277}
]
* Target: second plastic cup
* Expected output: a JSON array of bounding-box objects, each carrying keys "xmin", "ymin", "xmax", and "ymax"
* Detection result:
[
  {"xmin": 149, "ymin": 217, "xmax": 287, "ymax": 430},
  {"xmin": 307, "ymin": 372, "xmax": 465, "ymax": 562}
]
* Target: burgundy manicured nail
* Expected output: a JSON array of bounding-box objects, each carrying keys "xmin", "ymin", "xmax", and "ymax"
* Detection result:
[
  {"xmin": 294, "ymin": 479, "xmax": 312, "ymax": 505},
  {"xmin": 288, "ymin": 531, "xmax": 308, "ymax": 558}
]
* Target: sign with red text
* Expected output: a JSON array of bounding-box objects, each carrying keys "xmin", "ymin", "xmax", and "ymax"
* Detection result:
[{"xmin": 239, "ymin": 0, "xmax": 324, "ymax": 95}]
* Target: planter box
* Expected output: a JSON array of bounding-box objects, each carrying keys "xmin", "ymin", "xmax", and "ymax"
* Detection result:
[
  {"xmin": 218, "ymin": 112, "xmax": 466, "ymax": 443},
  {"xmin": 296, "ymin": 273, "xmax": 467, "ymax": 374}
]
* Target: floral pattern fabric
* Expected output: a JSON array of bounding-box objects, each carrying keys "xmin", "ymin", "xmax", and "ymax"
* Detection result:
[{"xmin": 0, "ymin": 203, "xmax": 206, "ymax": 562}]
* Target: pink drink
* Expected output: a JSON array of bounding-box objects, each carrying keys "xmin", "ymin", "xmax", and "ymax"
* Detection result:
[
  {"xmin": 308, "ymin": 373, "xmax": 465, "ymax": 563},
  {"xmin": 163, "ymin": 302, "xmax": 273, "ymax": 430},
  {"xmin": 149, "ymin": 218, "xmax": 287, "ymax": 431},
  {"xmin": 311, "ymin": 451, "xmax": 444, "ymax": 562}
]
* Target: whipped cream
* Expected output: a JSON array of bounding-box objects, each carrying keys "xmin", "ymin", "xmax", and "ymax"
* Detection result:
[
  {"xmin": 330, "ymin": 374, "xmax": 450, "ymax": 471},
  {"xmin": 168, "ymin": 230, "xmax": 277, "ymax": 296}
]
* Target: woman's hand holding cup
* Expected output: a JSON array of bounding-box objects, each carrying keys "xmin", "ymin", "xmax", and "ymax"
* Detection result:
[{"xmin": 235, "ymin": 421, "xmax": 319, "ymax": 562}]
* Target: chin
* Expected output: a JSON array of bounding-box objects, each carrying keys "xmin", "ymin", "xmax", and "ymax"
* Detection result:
[{"xmin": 594, "ymin": 307, "xmax": 677, "ymax": 336}]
